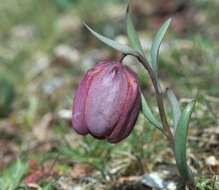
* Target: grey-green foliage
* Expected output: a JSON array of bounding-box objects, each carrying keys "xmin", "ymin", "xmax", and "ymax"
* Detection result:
[
  {"xmin": 167, "ymin": 89, "xmax": 181, "ymax": 129},
  {"xmin": 125, "ymin": 5, "xmax": 162, "ymax": 130},
  {"xmin": 84, "ymin": 24, "xmax": 136, "ymax": 55},
  {"xmin": 126, "ymin": 4, "xmax": 145, "ymax": 56},
  {"xmin": 174, "ymin": 101, "xmax": 195, "ymax": 182},
  {"xmin": 151, "ymin": 18, "xmax": 171, "ymax": 77}
]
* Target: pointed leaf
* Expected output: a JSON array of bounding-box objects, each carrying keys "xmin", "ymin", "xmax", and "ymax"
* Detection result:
[
  {"xmin": 84, "ymin": 23, "xmax": 136, "ymax": 55},
  {"xmin": 141, "ymin": 93, "xmax": 163, "ymax": 130},
  {"xmin": 126, "ymin": 5, "xmax": 145, "ymax": 56},
  {"xmin": 167, "ymin": 89, "xmax": 181, "ymax": 128},
  {"xmin": 151, "ymin": 18, "xmax": 171, "ymax": 75},
  {"xmin": 174, "ymin": 101, "xmax": 195, "ymax": 181}
]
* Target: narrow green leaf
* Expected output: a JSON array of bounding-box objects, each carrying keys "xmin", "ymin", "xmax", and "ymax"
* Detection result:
[
  {"xmin": 126, "ymin": 6, "xmax": 161, "ymax": 131},
  {"xmin": 167, "ymin": 89, "xmax": 181, "ymax": 128},
  {"xmin": 141, "ymin": 93, "xmax": 162, "ymax": 130},
  {"xmin": 126, "ymin": 4, "xmax": 145, "ymax": 56},
  {"xmin": 84, "ymin": 23, "xmax": 136, "ymax": 55},
  {"xmin": 174, "ymin": 101, "xmax": 195, "ymax": 181},
  {"xmin": 151, "ymin": 18, "xmax": 171, "ymax": 75}
]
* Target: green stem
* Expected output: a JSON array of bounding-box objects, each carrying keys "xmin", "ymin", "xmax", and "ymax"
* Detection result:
[{"xmin": 136, "ymin": 54, "xmax": 174, "ymax": 145}]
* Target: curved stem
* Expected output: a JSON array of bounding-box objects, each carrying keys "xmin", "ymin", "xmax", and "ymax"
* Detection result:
[
  {"xmin": 135, "ymin": 53, "xmax": 175, "ymax": 145},
  {"xmin": 120, "ymin": 53, "xmax": 173, "ymax": 141},
  {"xmin": 120, "ymin": 54, "xmax": 169, "ymax": 137}
]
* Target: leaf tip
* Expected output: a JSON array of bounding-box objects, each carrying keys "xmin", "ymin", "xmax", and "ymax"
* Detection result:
[
  {"xmin": 126, "ymin": 1, "xmax": 131, "ymax": 18},
  {"xmin": 83, "ymin": 23, "xmax": 97, "ymax": 37},
  {"xmin": 167, "ymin": 18, "xmax": 172, "ymax": 26},
  {"xmin": 83, "ymin": 22, "xmax": 90, "ymax": 30}
]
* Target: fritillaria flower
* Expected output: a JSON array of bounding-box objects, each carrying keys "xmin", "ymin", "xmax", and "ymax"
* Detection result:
[{"xmin": 72, "ymin": 61, "xmax": 140, "ymax": 143}]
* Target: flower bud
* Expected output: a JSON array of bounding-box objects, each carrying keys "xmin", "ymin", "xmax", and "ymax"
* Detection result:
[{"xmin": 72, "ymin": 61, "xmax": 140, "ymax": 143}]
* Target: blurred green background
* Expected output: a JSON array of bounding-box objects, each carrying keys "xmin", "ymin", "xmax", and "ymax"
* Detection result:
[{"xmin": 0, "ymin": 0, "xmax": 219, "ymax": 189}]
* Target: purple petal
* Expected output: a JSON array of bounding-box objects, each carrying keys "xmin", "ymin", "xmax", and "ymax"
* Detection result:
[
  {"xmin": 108, "ymin": 67, "xmax": 140, "ymax": 143},
  {"xmin": 72, "ymin": 62, "xmax": 109, "ymax": 135},
  {"xmin": 85, "ymin": 63, "xmax": 128, "ymax": 137}
]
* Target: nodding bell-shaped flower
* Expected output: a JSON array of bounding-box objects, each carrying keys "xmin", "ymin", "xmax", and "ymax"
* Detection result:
[{"xmin": 72, "ymin": 61, "xmax": 141, "ymax": 143}]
